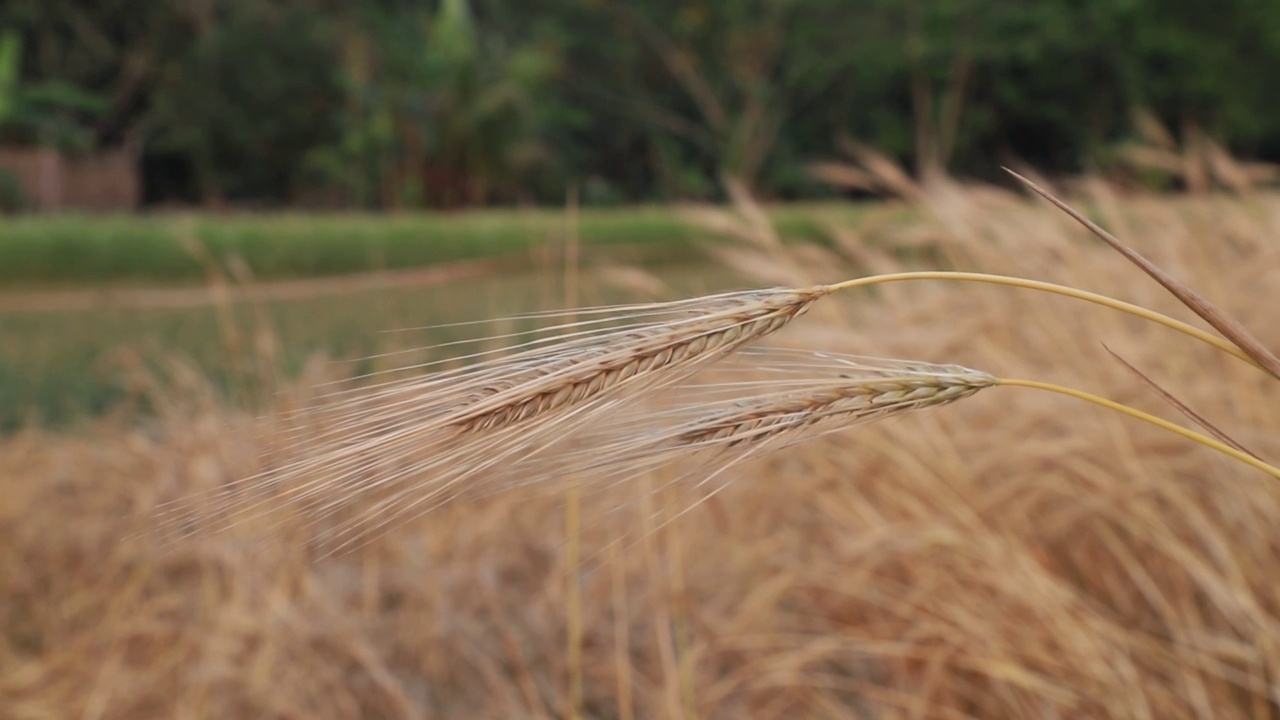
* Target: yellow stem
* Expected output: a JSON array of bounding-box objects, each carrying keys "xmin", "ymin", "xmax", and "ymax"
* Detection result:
[
  {"xmin": 565, "ymin": 484, "xmax": 584, "ymax": 720},
  {"xmin": 996, "ymin": 378, "xmax": 1280, "ymax": 481},
  {"xmin": 823, "ymin": 271, "xmax": 1256, "ymax": 369}
]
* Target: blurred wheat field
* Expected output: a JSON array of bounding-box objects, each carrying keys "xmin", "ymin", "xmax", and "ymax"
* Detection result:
[{"xmin": 2, "ymin": 181, "xmax": 1279, "ymax": 719}]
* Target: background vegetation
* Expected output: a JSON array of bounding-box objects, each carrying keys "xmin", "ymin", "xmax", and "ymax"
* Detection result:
[
  {"xmin": 0, "ymin": 203, "xmax": 869, "ymax": 284},
  {"xmin": 4, "ymin": 182, "xmax": 1278, "ymax": 718},
  {"xmin": 2, "ymin": 3, "xmax": 1279, "ymax": 716},
  {"xmin": 3, "ymin": 0, "xmax": 1280, "ymax": 207}
]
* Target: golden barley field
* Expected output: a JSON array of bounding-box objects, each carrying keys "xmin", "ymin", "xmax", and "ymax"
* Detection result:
[{"xmin": 2, "ymin": 178, "xmax": 1279, "ymax": 719}]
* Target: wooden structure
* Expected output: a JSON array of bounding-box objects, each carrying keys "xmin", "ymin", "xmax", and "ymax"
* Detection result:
[{"xmin": 0, "ymin": 145, "xmax": 141, "ymax": 212}]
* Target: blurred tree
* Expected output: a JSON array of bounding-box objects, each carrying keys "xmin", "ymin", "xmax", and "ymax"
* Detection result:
[
  {"xmin": 4, "ymin": 0, "xmax": 1280, "ymax": 204},
  {"xmin": 0, "ymin": 0, "xmax": 195, "ymax": 147},
  {"xmin": 147, "ymin": 4, "xmax": 344, "ymax": 203},
  {"xmin": 0, "ymin": 29, "xmax": 107, "ymax": 151},
  {"xmin": 309, "ymin": 0, "xmax": 564, "ymax": 208},
  {"xmin": 933, "ymin": 0, "xmax": 1131, "ymax": 175},
  {"xmin": 1121, "ymin": 0, "xmax": 1280, "ymax": 157},
  {"xmin": 532, "ymin": 0, "xmax": 867, "ymax": 199}
]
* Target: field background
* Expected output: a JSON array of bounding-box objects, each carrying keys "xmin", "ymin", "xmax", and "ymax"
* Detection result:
[
  {"xmin": 0, "ymin": 204, "xmax": 877, "ymax": 285},
  {"xmin": 0, "ymin": 203, "xmax": 886, "ymax": 430},
  {"xmin": 4, "ymin": 0, "xmax": 1280, "ymax": 715},
  {"xmin": 3, "ymin": 180, "xmax": 1279, "ymax": 718}
]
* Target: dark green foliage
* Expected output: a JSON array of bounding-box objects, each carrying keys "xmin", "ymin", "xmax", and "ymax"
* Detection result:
[
  {"xmin": 148, "ymin": 6, "xmax": 345, "ymax": 202},
  {"xmin": 0, "ymin": 169, "xmax": 22, "ymax": 212},
  {"xmin": 306, "ymin": 0, "xmax": 566, "ymax": 208},
  {"xmin": 2, "ymin": 0, "xmax": 1279, "ymax": 203},
  {"xmin": 0, "ymin": 30, "xmax": 107, "ymax": 150}
]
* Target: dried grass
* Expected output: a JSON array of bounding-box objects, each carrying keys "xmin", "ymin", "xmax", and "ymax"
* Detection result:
[{"xmin": 2, "ymin": 180, "xmax": 1279, "ymax": 719}]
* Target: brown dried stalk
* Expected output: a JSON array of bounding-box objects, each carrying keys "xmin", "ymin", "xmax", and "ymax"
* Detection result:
[{"xmin": 1005, "ymin": 167, "xmax": 1280, "ymax": 381}]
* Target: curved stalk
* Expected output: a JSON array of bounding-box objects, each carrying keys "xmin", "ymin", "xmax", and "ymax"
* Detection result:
[
  {"xmin": 823, "ymin": 271, "xmax": 1257, "ymax": 370},
  {"xmin": 995, "ymin": 378, "xmax": 1280, "ymax": 481}
]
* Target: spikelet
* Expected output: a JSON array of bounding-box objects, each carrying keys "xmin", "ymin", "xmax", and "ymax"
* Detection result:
[
  {"xmin": 449, "ymin": 286, "xmax": 826, "ymax": 431},
  {"xmin": 671, "ymin": 357, "xmax": 994, "ymax": 448}
]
